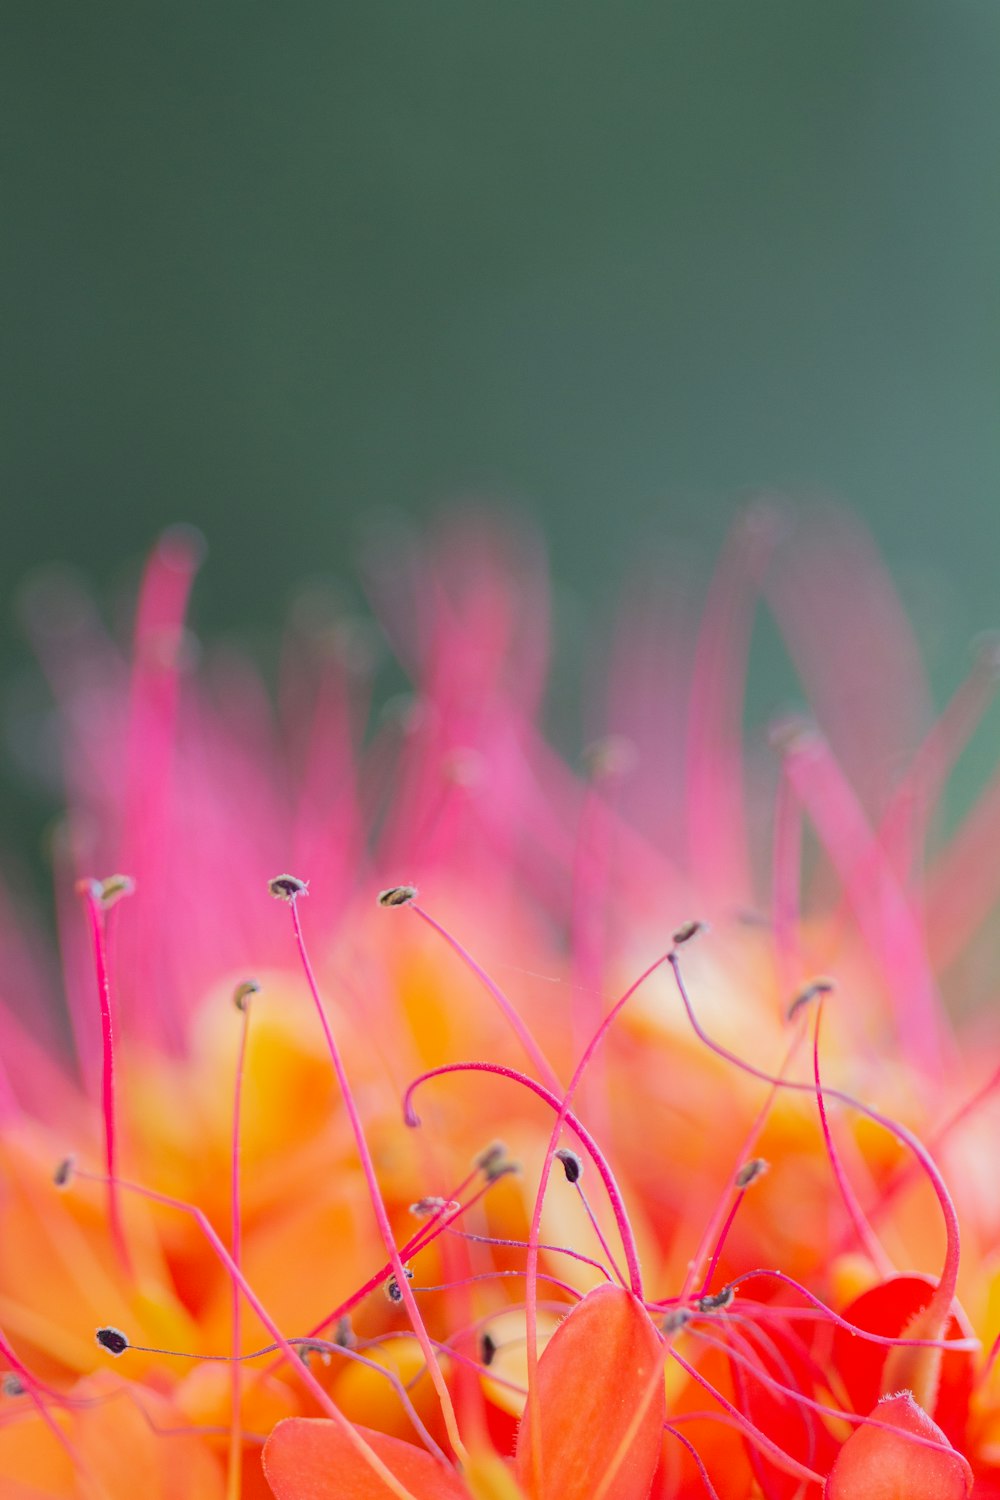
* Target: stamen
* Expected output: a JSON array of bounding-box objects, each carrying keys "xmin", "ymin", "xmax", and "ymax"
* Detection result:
[
  {"xmin": 384, "ymin": 1267, "xmax": 415, "ymax": 1304},
  {"xmin": 786, "ymin": 975, "xmax": 835, "ymax": 1022},
  {"xmin": 232, "ymin": 978, "xmax": 260, "ymax": 1013},
  {"xmin": 554, "ymin": 1148, "xmax": 583, "ymax": 1184},
  {"xmin": 672, "ymin": 919, "xmax": 706, "ymax": 946},
  {"xmin": 96, "ymin": 1326, "xmax": 129, "ymax": 1356},
  {"xmin": 695, "ymin": 1285, "xmax": 735, "ymax": 1313},
  {"xmin": 267, "ymin": 874, "xmax": 308, "ymax": 902},
  {"xmin": 668, "ymin": 948, "xmax": 964, "ymax": 1360},
  {"xmin": 75, "ymin": 1168, "xmax": 427, "ymax": 1500},
  {"xmin": 228, "ymin": 974, "xmax": 255, "ymax": 1500},
  {"xmin": 274, "ymin": 876, "xmax": 468, "ymax": 1465},
  {"xmin": 53, "ymin": 1155, "xmax": 75, "ymax": 1188},
  {"xmin": 77, "ymin": 874, "xmax": 134, "ymax": 1273},
  {"xmin": 402, "ymin": 896, "xmax": 562, "ymax": 1092},
  {"xmin": 404, "ymin": 1061, "xmax": 644, "ymax": 1295},
  {"xmin": 377, "ymin": 885, "xmax": 418, "ymax": 907},
  {"xmin": 734, "ymin": 1157, "xmax": 768, "ymax": 1189}
]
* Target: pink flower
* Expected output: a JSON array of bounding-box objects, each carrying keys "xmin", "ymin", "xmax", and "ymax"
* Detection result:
[{"xmin": 0, "ymin": 505, "xmax": 999, "ymax": 1497}]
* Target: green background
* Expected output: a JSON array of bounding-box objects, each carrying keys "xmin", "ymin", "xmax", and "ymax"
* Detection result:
[{"xmin": 3, "ymin": 3, "xmax": 999, "ymax": 882}]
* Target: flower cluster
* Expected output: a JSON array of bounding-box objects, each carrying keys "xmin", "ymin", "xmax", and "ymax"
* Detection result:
[{"xmin": 2, "ymin": 508, "xmax": 1000, "ymax": 1498}]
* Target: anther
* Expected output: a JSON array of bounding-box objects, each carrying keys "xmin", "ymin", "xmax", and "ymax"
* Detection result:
[
  {"xmin": 96, "ymin": 875, "xmax": 135, "ymax": 910},
  {"xmin": 662, "ymin": 1308, "xmax": 691, "ymax": 1335},
  {"xmin": 1, "ymin": 1374, "xmax": 24, "ymax": 1397},
  {"xmin": 333, "ymin": 1315, "xmax": 356, "ymax": 1350},
  {"xmin": 384, "ymin": 1267, "xmax": 415, "ymax": 1304},
  {"xmin": 735, "ymin": 1157, "xmax": 769, "ymax": 1189},
  {"xmin": 409, "ymin": 1196, "xmax": 457, "ymax": 1218},
  {"xmin": 53, "ymin": 1155, "xmax": 75, "ymax": 1189},
  {"xmin": 672, "ymin": 919, "xmax": 706, "ymax": 947},
  {"xmin": 480, "ymin": 1331, "xmax": 497, "ymax": 1367},
  {"xmin": 233, "ymin": 978, "xmax": 260, "ymax": 1012},
  {"xmin": 96, "ymin": 1326, "xmax": 129, "ymax": 1356},
  {"xmin": 378, "ymin": 885, "xmax": 418, "ymax": 908},
  {"xmin": 786, "ymin": 976, "xmax": 836, "ymax": 1022},
  {"xmin": 555, "ymin": 1148, "xmax": 583, "ymax": 1184},
  {"xmin": 475, "ymin": 1141, "xmax": 519, "ymax": 1182},
  {"xmin": 298, "ymin": 1341, "xmax": 332, "ymax": 1367},
  {"xmin": 695, "ymin": 1284, "xmax": 735, "ymax": 1313},
  {"xmin": 268, "ymin": 874, "xmax": 308, "ymax": 902}
]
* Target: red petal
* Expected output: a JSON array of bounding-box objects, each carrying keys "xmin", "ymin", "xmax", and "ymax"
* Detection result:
[
  {"xmin": 825, "ymin": 1393, "xmax": 972, "ymax": 1500},
  {"xmin": 832, "ymin": 1275, "xmax": 974, "ymax": 1449},
  {"xmin": 263, "ymin": 1418, "xmax": 470, "ymax": 1500},
  {"xmin": 515, "ymin": 1284, "xmax": 664, "ymax": 1500}
]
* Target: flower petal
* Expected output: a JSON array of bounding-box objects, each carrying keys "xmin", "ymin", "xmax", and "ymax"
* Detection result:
[
  {"xmin": 514, "ymin": 1284, "xmax": 664, "ymax": 1500},
  {"xmin": 262, "ymin": 1418, "xmax": 470, "ymax": 1500},
  {"xmin": 825, "ymin": 1393, "xmax": 972, "ymax": 1499},
  {"xmin": 832, "ymin": 1275, "xmax": 974, "ymax": 1449}
]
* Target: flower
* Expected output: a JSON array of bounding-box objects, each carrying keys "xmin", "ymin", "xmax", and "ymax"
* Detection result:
[{"xmin": 2, "ymin": 506, "xmax": 1000, "ymax": 1496}]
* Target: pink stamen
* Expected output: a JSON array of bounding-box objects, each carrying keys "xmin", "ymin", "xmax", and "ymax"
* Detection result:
[
  {"xmin": 407, "ymin": 900, "xmax": 561, "ymax": 1092},
  {"xmin": 404, "ymin": 1060, "xmax": 644, "ymax": 1296},
  {"xmin": 520, "ymin": 946, "xmax": 671, "ymax": 1488},
  {"xmin": 278, "ymin": 883, "xmax": 467, "ymax": 1464},
  {"xmin": 668, "ymin": 951, "xmax": 963, "ymax": 1323},
  {"xmin": 227, "ymin": 983, "xmax": 255, "ymax": 1500},
  {"xmin": 77, "ymin": 878, "xmax": 131, "ymax": 1274},
  {"xmin": 778, "ymin": 724, "xmax": 948, "ymax": 1076},
  {"xmin": 73, "ymin": 1168, "xmax": 428, "ymax": 1500},
  {"xmin": 812, "ymin": 1000, "xmax": 893, "ymax": 1276}
]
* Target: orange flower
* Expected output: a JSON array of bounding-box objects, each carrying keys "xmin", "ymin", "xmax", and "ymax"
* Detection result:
[{"xmin": 3, "ymin": 508, "xmax": 1000, "ymax": 1497}]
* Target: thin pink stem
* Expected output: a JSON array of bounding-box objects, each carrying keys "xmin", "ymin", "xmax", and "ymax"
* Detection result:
[
  {"xmin": 227, "ymin": 995, "xmax": 252, "ymax": 1500},
  {"xmin": 285, "ymin": 894, "xmax": 467, "ymax": 1463},
  {"xmin": 667, "ymin": 952, "xmax": 962, "ymax": 1317},
  {"xmin": 73, "ymin": 1170, "xmax": 426, "ymax": 1500},
  {"xmin": 520, "ymin": 947, "xmax": 670, "ymax": 1489},
  {"xmin": 403, "ymin": 1060, "xmax": 643, "ymax": 1295},
  {"xmin": 812, "ymin": 1001, "xmax": 893, "ymax": 1276},
  {"xmin": 409, "ymin": 902, "xmax": 561, "ymax": 1092},
  {"xmin": 668, "ymin": 1346, "xmax": 824, "ymax": 1485},
  {"xmin": 79, "ymin": 882, "xmax": 130, "ymax": 1274}
]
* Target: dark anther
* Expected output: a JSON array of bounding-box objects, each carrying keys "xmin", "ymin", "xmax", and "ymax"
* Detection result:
[
  {"xmin": 384, "ymin": 1267, "xmax": 415, "ymax": 1304},
  {"xmin": 334, "ymin": 1316, "xmax": 356, "ymax": 1350},
  {"xmin": 480, "ymin": 1331, "xmax": 497, "ymax": 1367},
  {"xmin": 378, "ymin": 885, "xmax": 418, "ymax": 907},
  {"xmin": 696, "ymin": 1285, "xmax": 735, "ymax": 1313},
  {"xmin": 787, "ymin": 975, "xmax": 835, "ymax": 1021},
  {"xmin": 671, "ymin": 919, "xmax": 705, "ymax": 947},
  {"xmin": 233, "ymin": 978, "xmax": 261, "ymax": 1012},
  {"xmin": 735, "ymin": 1157, "xmax": 769, "ymax": 1189},
  {"xmin": 409, "ymin": 1196, "xmax": 456, "ymax": 1218},
  {"xmin": 475, "ymin": 1141, "xmax": 519, "ymax": 1182},
  {"xmin": 268, "ymin": 874, "xmax": 309, "ymax": 902},
  {"xmin": 53, "ymin": 1155, "xmax": 75, "ymax": 1188},
  {"xmin": 555, "ymin": 1148, "xmax": 583, "ymax": 1184},
  {"xmin": 1, "ymin": 1375, "xmax": 24, "ymax": 1397},
  {"xmin": 96, "ymin": 1326, "xmax": 129, "ymax": 1356},
  {"xmin": 661, "ymin": 1308, "xmax": 691, "ymax": 1335}
]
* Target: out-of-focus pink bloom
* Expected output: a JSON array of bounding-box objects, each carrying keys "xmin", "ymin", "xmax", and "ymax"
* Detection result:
[{"xmin": 1, "ymin": 505, "xmax": 1000, "ymax": 1497}]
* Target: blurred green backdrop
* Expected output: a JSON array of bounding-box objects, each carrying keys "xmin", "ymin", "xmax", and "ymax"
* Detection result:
[{"xmin": 2, "ymin": 2, "xmax": 1000, "ymax": 880}]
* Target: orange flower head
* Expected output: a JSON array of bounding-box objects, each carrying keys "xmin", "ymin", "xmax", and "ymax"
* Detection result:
[{"xmin": 2, "ymin": 507, "xmax": 1000, "ymax": 1497}]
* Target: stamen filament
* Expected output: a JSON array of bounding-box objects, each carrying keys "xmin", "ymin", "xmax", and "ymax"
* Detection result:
[{"xmin": 283, "ymin": 889, "xmax": 468, "ymax": 1465}]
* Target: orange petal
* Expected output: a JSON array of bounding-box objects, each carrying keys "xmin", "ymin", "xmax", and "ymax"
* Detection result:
[
  {"xmin": 514, "ymin": 1284, "xmax": 664, "ymax": 1500},
  {"xmin": 262, "ymin": 1417, "xmax": 470, "ymax": 1500},
  {"xmin": 825, "ymin": 1393, "xmax": 972, "ymax": 1500},
  {"xmin": 832, "ymin": 1274, "xmax": 974, "ymax": 1450}
]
